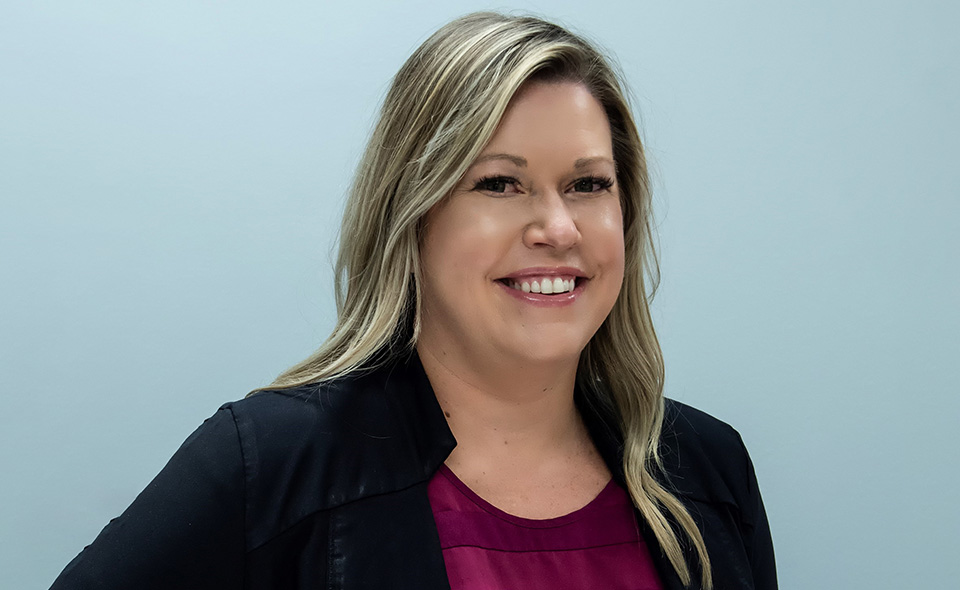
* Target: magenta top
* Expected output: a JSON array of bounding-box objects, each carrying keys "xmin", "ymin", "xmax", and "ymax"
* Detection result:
[{"xmin": 427, "ymin": 464, "xmax": 664, "ymax": 590}]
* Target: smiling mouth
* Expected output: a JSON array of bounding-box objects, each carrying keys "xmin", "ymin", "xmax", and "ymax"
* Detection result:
[{"xmin": 497, "ymin": 277, "xmax": 577, "ymax": 295}]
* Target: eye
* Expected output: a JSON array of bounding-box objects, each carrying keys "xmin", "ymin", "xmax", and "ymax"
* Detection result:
[
  {"xmin": 473, "ymin": 175, "xmax": 521, "ymax": 195},
  {"xmin": 571, "ymin": 176, "xmax": 614, "ymax": 193}
]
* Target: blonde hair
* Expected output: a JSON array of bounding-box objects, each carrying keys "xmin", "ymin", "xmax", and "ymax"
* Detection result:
[{"xmin": 266, "ymin": 12, "xmax": 711, "ymax": 588}]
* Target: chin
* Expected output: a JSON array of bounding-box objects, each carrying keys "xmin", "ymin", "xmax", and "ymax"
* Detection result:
[{"xmin": 496, "ymin": 332, "xmax": 593, "ymax": 368}]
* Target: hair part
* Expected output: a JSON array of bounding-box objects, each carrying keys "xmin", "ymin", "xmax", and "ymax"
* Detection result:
[{"xmin": 262, "ymin": 12, "xmax": 712, "ymax": 588}]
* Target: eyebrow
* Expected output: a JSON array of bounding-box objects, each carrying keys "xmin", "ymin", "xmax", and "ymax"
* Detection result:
[
  {"xmin": 573, "ymin": 156, "xmax": 615, "ymax": 169},
  {"xmin": 472, "ymin": 153, "xmax": 527, "ymax": 167},
  {"xmin": 471, "ymin": 153, "xmax": 615, "ymax": 169}
]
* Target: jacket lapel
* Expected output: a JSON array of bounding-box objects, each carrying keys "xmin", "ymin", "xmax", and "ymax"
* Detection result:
[{"xmin": 329, "ymin": 481, "xmax": 451, "ymax": 590}]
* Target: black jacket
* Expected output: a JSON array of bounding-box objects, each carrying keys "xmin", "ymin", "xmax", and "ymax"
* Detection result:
[{"xmin": 52, "ymin": 353, "xmax": 777, "ymax": 589}]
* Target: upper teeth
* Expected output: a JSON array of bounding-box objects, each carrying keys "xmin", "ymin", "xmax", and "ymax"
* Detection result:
[{"xmin": 508, "ymin": 277, "xmax": 576, "ymax": 294}]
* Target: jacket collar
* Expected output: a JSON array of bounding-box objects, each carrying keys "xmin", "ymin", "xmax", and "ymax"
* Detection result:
[{"xmin": 388, "ymin": 351, "xmax": 459, "ymax": 477}]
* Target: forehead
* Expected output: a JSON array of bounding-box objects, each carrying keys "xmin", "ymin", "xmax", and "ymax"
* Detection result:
[{"xmin": 480, "ymin": 80, "xmax": 613, "ymax": 162}]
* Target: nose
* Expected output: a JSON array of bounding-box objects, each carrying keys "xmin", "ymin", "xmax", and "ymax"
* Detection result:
[{"xmin": 521, "ymin": 190, "xmax": 581, "ymax": 251}]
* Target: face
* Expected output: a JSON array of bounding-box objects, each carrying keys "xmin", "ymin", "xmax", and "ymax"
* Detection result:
[{"xmin": 418, "ymin": 81, "xmax": 625, "ymax": 370}]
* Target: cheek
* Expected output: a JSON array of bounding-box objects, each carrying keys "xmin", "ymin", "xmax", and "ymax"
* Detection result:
[
  {"xmin": 588, "ymin": 203, "xmax": 626, "ymax": 317},
  {"xmin": 583, "ymin": 200, "xmax": 625, "ymax": 271},
  {"xmin": 421, "ymin": 200, "xmax": 516, "ymax": 286},
  {"xmin": 608, "ymin": 210, "xmax": 626, "ymax": 261},
  {"xmin": 607, "ymin": 226, "xmax": 626, "ymax": 294},
  {"xmin": 427, "ymin": 202, "xmax": 514, "ymax": 263}
]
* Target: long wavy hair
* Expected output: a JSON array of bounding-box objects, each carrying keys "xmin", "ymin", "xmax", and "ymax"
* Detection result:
[{"xmin": 264, "ymin": 12, "xmax": 711, "ymax": 588}]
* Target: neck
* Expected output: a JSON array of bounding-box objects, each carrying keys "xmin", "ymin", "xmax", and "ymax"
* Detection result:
[{"xmin": 416, "ymin": 341, "xmax": 587, "ymax": 471}]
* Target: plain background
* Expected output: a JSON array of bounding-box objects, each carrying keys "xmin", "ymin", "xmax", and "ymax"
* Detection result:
[{"xmin": 2, "ymin": 1, "xmax": 957, "ymax": 588}]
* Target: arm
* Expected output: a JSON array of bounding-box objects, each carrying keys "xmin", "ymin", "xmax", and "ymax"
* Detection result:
[
  {"xmin": 51, "ymin": 407, "xmax": 246, "ymax": 589},
  {"xmin": 738, "ymin": 432, "xmax": 778, "ymax": 590}
]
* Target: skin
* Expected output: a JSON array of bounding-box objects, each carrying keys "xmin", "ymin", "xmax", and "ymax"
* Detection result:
[{"xmin": 416, "ymin": 81, "xmax": 625, "ymax": 518}]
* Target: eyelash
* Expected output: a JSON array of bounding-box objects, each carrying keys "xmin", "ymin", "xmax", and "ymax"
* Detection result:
[{"xmin": 472, "ymin": 175, "xmax": 614, "ymax": 194}]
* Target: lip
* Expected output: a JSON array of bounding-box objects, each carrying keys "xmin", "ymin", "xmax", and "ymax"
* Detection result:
[
  {"xmin": 496, "ymin": 276, "xmax": 587, "ymax": 307},
  {"xmin": 498, "ymin": 266, "xmax": 588, "ymax": 281}
]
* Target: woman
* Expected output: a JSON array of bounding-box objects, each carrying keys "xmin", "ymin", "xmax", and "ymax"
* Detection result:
[{"xmin": 52, "ymin": 12, "xmax": 776, "ymax": 590}]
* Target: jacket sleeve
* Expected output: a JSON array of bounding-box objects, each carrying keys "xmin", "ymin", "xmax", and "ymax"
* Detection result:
[
  {"xmin": 737, "ymin": 432, "xmax": 778, "ymax": 590},
  {"xmin": 50, "ymin": 407, "xmax": 246, "ymax": 589}
]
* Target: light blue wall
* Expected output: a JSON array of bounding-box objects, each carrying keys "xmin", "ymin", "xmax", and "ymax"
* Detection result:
[{"xmin": 2, "ymin": 1, "xmax": 957, "ymax": 588}]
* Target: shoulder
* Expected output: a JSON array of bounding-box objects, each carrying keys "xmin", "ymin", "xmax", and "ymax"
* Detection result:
[
  {"xmin": 661, "ymin": 398, "xmax": 746, "ymax": 458},
  {"xmin": 223, "ymin": 358, "xmax": 450, "ymax": 471},
  {"xmin": 659, "ymin": 400, "xmax": 778, "ymax": 586},
  {"xmin": 659, "ymin": 399, "xmax": 756, "ymax": 511},
  {"xmin": 214, "ymin": 358, "xmax": 453, "ymax": 548},
  {"xmin": 223, "ymin": 369, "xmax": 409, "ymax": 447},
  {"xmin": 223, "ymin": 365, "xmax": 431, "ymax": 496}
]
